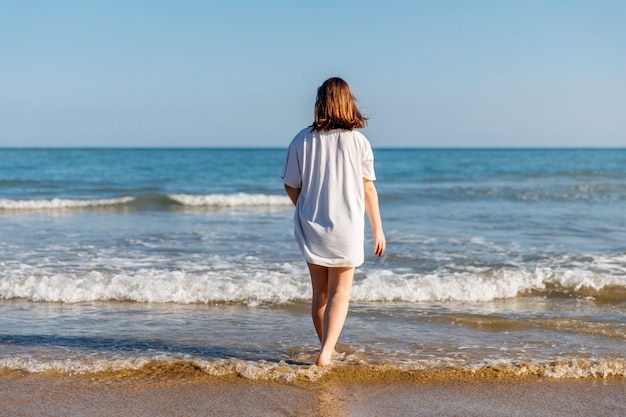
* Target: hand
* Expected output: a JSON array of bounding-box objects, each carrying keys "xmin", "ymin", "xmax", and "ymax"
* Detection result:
[{"xmin": 373, "ymin": 231, "xmax": 386, "ymax": 257}]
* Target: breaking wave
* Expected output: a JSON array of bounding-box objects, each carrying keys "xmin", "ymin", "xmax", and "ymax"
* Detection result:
[
  {"xmin": 0, "ymin": 197, "xmax": 135, "ymax": 210},
  {"xmin": 0, "ymin": 193, "xmax": 291, "ymax": 212},
  {"xmin": 168, "ymin": 193, "xmax": 292, "ymax": 207},
  {"xmin": 2, "ymin": 256, "xmax": 625, "ymax": 304}
]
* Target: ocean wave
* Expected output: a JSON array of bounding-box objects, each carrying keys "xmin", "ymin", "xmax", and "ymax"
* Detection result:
[
  {"xmin": 169, "ymin": 193, "xmax": 292, "ymax": 207},
  {"xmin": 0, "ymin": 193, "xmax": 292, "ymax": 212},
  {"xmin": 0, "ymin": 196, "xmax": 135, "ymax": 210},
  {"xmin": 351, "ymin": 265, "xmax": 626, "ymax": 303},
  {"xmin": 1, "ymin": 357, "xmax": 624, "ymax": 381},
  {"xmin": 0, "ymin": 269, "xmax": 309, "ymax": 305},
  {"xmin": 1, "ymin": 258, "xmax": 625, "ymax": 304}
]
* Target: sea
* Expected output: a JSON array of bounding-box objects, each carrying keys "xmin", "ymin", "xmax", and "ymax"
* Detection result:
[{"xmin": 1, "ymin": 148, "xmax": 625, "ymax": 382}]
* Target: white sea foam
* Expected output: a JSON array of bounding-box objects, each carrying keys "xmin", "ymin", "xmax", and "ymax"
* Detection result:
[
  {"xmin": 352, "ymin": 270, "xmax": 531, "ymax": 302},
  {"xmin": 169, "ymin": 193, "xmax": 292, "ymax": 207},
  {"xmin": 351, "ymin": 265, "xmax": 626, "ymax": 303},
  {"xmin": 0, "ymin": 193, "xmax": 292, "ymax": 211},
  {"xmin": 1, "ymin": 258, "xmax": 624, "ymax": 304},
  {"xmin": 0, "ymin": 356, "xmax": 328, "ymax": 381},
  {"xmin": 0, "ymin": 357, "xmax": 150, "ymax": 375},
  {"xmin": 1, "ymin": 356, "xmax": 623, "ymax": 380},
  {"xmin": 0, "ymin": 196, "xmax": 135, "ymax": 210},
  {"xmin": 0, "ymin": 268, "xmax": 310, "ymax": 305},
  {"xmin": 473, "ymin": 359, "xmax": 626, "ymax": 379}
]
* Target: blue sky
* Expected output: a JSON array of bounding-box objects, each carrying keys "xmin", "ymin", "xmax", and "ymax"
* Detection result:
[{"xmin": 1, "ymin": 1, "xmax": 624, "ymax": 148}]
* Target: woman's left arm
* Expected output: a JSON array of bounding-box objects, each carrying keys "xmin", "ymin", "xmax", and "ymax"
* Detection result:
[{"xmin": 284, "ymin": 184, "xmax": 300, "ymax": 206}]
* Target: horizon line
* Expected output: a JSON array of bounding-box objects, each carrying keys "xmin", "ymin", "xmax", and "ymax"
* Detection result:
[{"xmin": 1, "ymin": 146, "xmax": 625, "ymax": 151}]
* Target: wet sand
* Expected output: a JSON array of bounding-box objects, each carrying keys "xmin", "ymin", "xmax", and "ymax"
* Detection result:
[{"xmin": 1, "ymin": 371, "xmax": 625, "ymax": 417}]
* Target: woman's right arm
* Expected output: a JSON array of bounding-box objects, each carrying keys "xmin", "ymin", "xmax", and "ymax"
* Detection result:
[{"xmin": 363, "ymin": 179, "xmax": 385, "ymax": 257}]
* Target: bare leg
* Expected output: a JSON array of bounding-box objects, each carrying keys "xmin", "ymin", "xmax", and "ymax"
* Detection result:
[
  {"xmin": 308, "ymin": 263, "xmax": 355, "ymax": 366},
  {"xmin": 308, "ymin": 263, "xmax": 328, "ymax": 343}
]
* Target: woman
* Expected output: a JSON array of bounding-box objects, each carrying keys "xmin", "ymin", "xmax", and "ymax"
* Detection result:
[{"xmin": 282, "ymin": 77, "xmax": 385, "ymax": 366}]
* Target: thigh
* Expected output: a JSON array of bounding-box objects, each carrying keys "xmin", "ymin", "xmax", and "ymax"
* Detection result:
[
  {"xmin": 307, "ymin": 263, "xmax": 329, "ymax": 294},
  {"xmin": 327, "ymin": 267, "xmax": 355, "ymax": 293}
]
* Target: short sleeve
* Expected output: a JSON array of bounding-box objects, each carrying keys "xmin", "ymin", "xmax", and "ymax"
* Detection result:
[
  {"xmin": 281, "ymin": 142, "xmax": 302, "ymax": 188},
  {"xmin": 361, "ymin": 141, "xmax": 376, "ymax": 181}
]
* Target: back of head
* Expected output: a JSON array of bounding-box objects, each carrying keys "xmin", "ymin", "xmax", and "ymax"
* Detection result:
[{"xmin": 312, "ymin": 77, "xmax": 368, "ymax": 132}]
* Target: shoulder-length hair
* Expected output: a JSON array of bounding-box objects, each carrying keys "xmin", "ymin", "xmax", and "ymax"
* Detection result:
[{"xmin": 311, "ymin": 77, "xmax": 368, "ymax": 132}]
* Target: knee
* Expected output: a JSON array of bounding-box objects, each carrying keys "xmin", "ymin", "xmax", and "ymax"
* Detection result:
[
  {"xmin": 312, "ymin": 290, "xmax": 328, "ymax": 307},
  {"xmin": 328, "ymin": 286, "xmax": 351, "ymax": 302}
]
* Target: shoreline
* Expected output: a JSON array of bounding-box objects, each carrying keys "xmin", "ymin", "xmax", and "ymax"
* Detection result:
[
  {"xmin": 1, "ymin": 371, "xmax": 625, "ymax": 417},
  {"xmin": 2, "ymin": 356, "xmax": 625, "ymax": 383}
]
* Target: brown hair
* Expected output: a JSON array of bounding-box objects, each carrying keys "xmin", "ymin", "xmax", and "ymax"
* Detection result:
[{"xmin": 311, "ymin": 77, "xmax": 368, "ymax": 131}]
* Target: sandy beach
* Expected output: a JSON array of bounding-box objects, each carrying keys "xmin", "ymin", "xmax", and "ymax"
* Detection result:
[{"xmin": 2, "ymin": 368, "xmax": 624, "ymax": 417}]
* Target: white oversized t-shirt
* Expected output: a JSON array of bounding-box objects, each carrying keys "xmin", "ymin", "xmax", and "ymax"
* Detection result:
[{"xmin": 281, "ymin": 127, "xmax": 376, "ymax": 267}]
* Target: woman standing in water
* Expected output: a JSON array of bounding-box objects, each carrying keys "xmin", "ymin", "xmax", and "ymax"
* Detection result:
[{"xmin": 282, "ymin": 77, "xmax": 385, "ymax": 366}]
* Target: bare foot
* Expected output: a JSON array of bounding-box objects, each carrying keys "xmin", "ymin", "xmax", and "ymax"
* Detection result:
[
  {"xmin": 315, "ymin": 351, "xmax": 332, "ymax": 366},
  {"xmin": 315, "ymin": 349, "xmax": 339, "ymax": 366}
]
